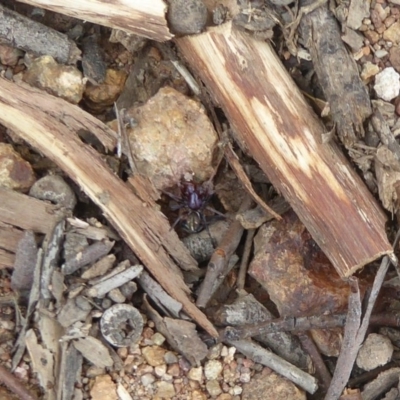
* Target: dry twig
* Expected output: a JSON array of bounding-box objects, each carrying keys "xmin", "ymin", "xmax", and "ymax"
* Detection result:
[
  {"xmin": 0, "ymin": 365, "xmax": 38, "ymax": 400},
  {"xmin": 196, "ymin": 195, "xmax": 253, "ymax": 307},
  {"xmin": 325, "ymin": 233, "xmax": 398, "ymax": 400}
]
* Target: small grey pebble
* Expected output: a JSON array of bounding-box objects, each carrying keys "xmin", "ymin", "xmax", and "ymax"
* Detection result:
[
  {"xmin": 29, "ymin": 174, "xmax": 77, "ymax": 209},
  {"xmin": 167, "ymin": 0, "xmax": 207, "ymax": 35},
  {"xmin": 164, "ymin": 351, "xmax": 178, "ymax": 364},
  {"xmin": 108, "ymin": 288, "xmax": 126, "ymax": 303},
  {"xmin": 101, "ymin": 298, "xmax": 113, "ymax": 309}
]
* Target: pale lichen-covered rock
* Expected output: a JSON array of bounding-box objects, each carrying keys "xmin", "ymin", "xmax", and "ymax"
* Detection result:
[
  {"xmin": 23, "ymin": 55, "xmax": 84, "ymax": 104},
  {"xmin": 125, "ymin": 86, "xmax": 218, "ymax": 190}
]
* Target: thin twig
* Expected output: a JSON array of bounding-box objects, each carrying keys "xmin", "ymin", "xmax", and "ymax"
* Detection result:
[
  {"xmin": 223, "ymin": 313, "xmax": 348, "ymax": 340},
  {"xmin": 236, "ymin": 228, "xmax": 256, "ymax": 290},
  {"xmin": 225, "ymin": 143, "xmax": 282, "ymax": 220},
  {"xmin": 114, "ymin": 103, "xmax": 137, "ymax": 174},
  {"xmin": 227, "ymin": 339, "xmax": 318, "ymax": 394},
  {"xmin": 297, "ymin": 332, "xmax": 331, "ymax": 392},
  {"xmin": 0, "ymin": 365, "xmax": 38, "ymax": 400},
  {"xmin": 324, "ymin": 230, "xmax": 399, "ymax": 400},
  {"xmin": 223, "ymin": 311, "xmax": 400, "ymax": 340},
  {"xmin": 196, "ymin": 195, "xmax": 253, "ymax": 307},
  {"xmin": 324, "ymin": 277, "xmax": 362, "ymax": 400}
]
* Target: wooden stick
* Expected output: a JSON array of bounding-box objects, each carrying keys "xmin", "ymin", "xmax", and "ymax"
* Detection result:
[
  {"xmin": 0, "ymin": 4, "xmax": 80, "ymax": 64},
  {"xmin": 0, "ymin": 365, "xmax": 37, "ymax": 400},
  {"xmin": 296, "ymin": 332, "xmax": 331, "ymax": 393},
  {"xmin": 325, "ymin": 277, "xmax": 362, "ymax": 400},
  {"xmin": 196, "ymin": 195, "xmax": 253, "ymax": 307},
  {"xmin": 16, "ymin": 0, "xmax": 172, "ymax": 42},
  {"xmin": 0, "ymin": 77, "xmax": 217, "ymax": 338},
  {"xmin": 299, "ymin": 1, "xmax": 371, "ymax": 147},
  {"xmin": 326, "ymin": 248, "xmax": 395, "ymax": 399},
  {"xmin": 176, "ymin": 23, "xmax": 392, "ymax": 277},
  {"xmin": 226, "ymin": 339, "xmax": 318, "ymax": 394}
]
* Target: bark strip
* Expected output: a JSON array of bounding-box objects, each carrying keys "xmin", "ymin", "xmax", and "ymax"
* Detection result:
[
  {"xmin": 0, "ymin": 77, "xmax": 217, "ymax": 337},
  {"xmin": 176, "ymin": 23, "xmax": 392, "ymax": 277},
  {"xmin": 17, "ymin": 0, "xmax": 172, "ymax": 42}
]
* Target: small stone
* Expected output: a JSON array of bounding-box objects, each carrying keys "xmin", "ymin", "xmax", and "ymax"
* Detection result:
[
  {"xmin": 179, "ymin": 357, "xmax": 192, "ymax": 372},
  {"xmin": 86, "ymin": 366, "xmax": 106, "ymax": 378},
  {"xmin": 142, "ymin": 346, "xmax": 167, "ymax": 367},
  {"xmin": 204, "ymin": 360, "xmax": 223, "ymax": 380},
  {"xmin": 142, "ymin": 327, "xmax": 155, "ymax": 341},
  {"xmin": 82, "ymin": 255, "xmax": 116, "ymax": 280},
  {"xmin": 223, "ymin": 347, "xmax": 237, "ymax": 364},
  {"xmin": 361, "ymin": 62, "xmax": 380, "ymax": 81},
  {"xmin": 0, "ymin": 44, "xmax": 23, "ymax": 66},
  {"xmin": 208, "ymin": 343, "xmax": 223, "ymax": 359},
  {"xmin": 90, "ymin": 375, "xmax": 117, "ymax": 400},
  {"xmin": 155, "ymin": 381, "xmax": 176, "ymax": 398},
  {"xmin": 125, "ymin": 86, "xmax": 218, "ymax": 191},
  {"xmin": 23, "ymin": 55, "xmax": 84, "ymax": 104},
  {"xmin": 154, "ymin": 364, "xmax": 167, "ymax": 378},
  {"xmin": 151, "ymin": 332, "xmax": 166, "ymax": 346},
  {"xmin": 206, "ymin": 380, "xmax": 222, "ymax": 397},
  {"xmin": 390, "ymin": 46, "xmax": 400, "ymax": 72},
  {"xmin": 141, "ymin": 373, "xmax": 155, "ymax": 386},
  {"xmin": 84, "ymin": 69, "xmax": 127, "ymax": 111},
  {"xmin": 231, "ymin": 386, "xmax": 243, "ymax": 396},
  {"xmin": 162, "ymin": 373, "xmax": 173, "ymax": 381},
  {"xmin": 119, "ymin": 281, "xmax": 137, "ymax": 300},
  {"xmin": 356, "ymin": 333, "xmax": 394, "ymax": 371},
  {"xmin": 242, "ymin": 359, "xmax": 254, "ymax": 369},
  {"xmin": 117, "ymin": 347, "xmax": 128, "ymax": 359},
  {"xmin": 101, "ymin": 298, "xmax": 112, "ymax": 309},
  {"xmin": 364, "ymin": 30, "xmax": 381, "ymax": 44},
  {"xmin": 385, "ymin": 16, "xmax": 397, "ymax": 28},
  {"xmin": 242, "ymin": 368, "xmax": 306, "ymax": 400},
  {"xmin": 107, "ymin": 288, "xmax": 126, "ymax": 303},
  {"xmin": 137, "ymin": 364, "xmax": 154, "ymax": 376},
  {"xmin": 383, "ymin": 21, "xmax": 400, "ymax": 43},
  {"xmin": 192, "ymin": 390, "xmax": 208, "ymax": 400},
  {"xmin": 167, "ymin": 0, "xmax": 207, "ymax": 35},
  {"xmin": 29, "ymin": 175, "xmax": 77, "ymax": 209},
  {"xmin": 217, "ymin": 395, "xmax": 233, "ymax": 400},
  {"xmin": 164, "ymin": 351, "xmax": 178, "ymax": 364},
  {"xmin": 117, "ymin": 384, "xmax": 132, "ymax": 400},
  {"xmin": 188, "ymin": 366, "xmax": 203, "ymax": 382},
  {"xmin": 220, "ymin": 346, "xmax": 229, "ymax": 358},
  {"xmin": 0, "ymin": 143, "xmax": 35, "ymax": 192},
  {"xmin": 374, "ymin": 67, "xmax": 400, "ymax": 101},
  {"xmin": 375, "ymin": 49, "xmax": 388, "ymax": 58},
  {"xmin": 167, "ymin": 363, "xmax": 181, "ymax": 377},
  {"xmin": 240, "ymin": 367, "xmax": 251, "ymax": 383},
  {"xmin": 223, "ymin": 367, "xmax": 237, "ymax": 383},
  {"xmin": 395, "ymin": 97, "xmax": 400, "ymax": 115},
  {"xmin": 341, "ymin": 28, "xmax": 364, "ymax": 51}
]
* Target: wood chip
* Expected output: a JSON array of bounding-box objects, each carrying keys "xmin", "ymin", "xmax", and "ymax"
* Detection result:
[{"xmin": 73, "ymin": 336, "xmax": 114, "ymax": 369}]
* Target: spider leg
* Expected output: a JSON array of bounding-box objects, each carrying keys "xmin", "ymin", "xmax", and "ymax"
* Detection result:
[
  {"xmin": 205, "ymin": 206, "xmax": 227, "ymax": 219},
  {"xmin": 170, "ymin": 214, "xmax": 184, "ymax": 231},
  {"xmin": 200, "ymin": 212, "xmax": 217, "ymax": 248},
  {"xmin": 161, "ymin": 189, "xmax": 182, "ymax": 203}
]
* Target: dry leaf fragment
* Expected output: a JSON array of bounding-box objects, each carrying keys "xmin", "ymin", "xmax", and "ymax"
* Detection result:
[{"xmin": 73, "ymin": 336, "xmax": 113, "ymax": 369}]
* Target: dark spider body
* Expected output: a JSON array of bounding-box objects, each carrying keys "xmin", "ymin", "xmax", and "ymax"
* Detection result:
[
  {"xmin": 164, "ymin": 179, "xmax": 215, "ymax": 234},
  {"xmin": 181, "ymin": 181, "xmax": 213, "ymax": 211}
]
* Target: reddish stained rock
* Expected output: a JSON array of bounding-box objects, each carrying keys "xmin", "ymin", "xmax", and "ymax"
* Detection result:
[
  {"xmin": 247, "ymin": 211, "xmax": 375, "ymax": 355},
  {"xmin": 0, "ymin": 143, "xmax": 35, "ymax": 192},
  {"xmin": 249, "ymin": 210, "xmax": 351, "ymax": 318}
]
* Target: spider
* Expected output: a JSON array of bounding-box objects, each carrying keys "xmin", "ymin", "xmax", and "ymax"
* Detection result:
[{"xmin": 163, "ymin": 178, "xmax": 224, "ymax": 234}]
